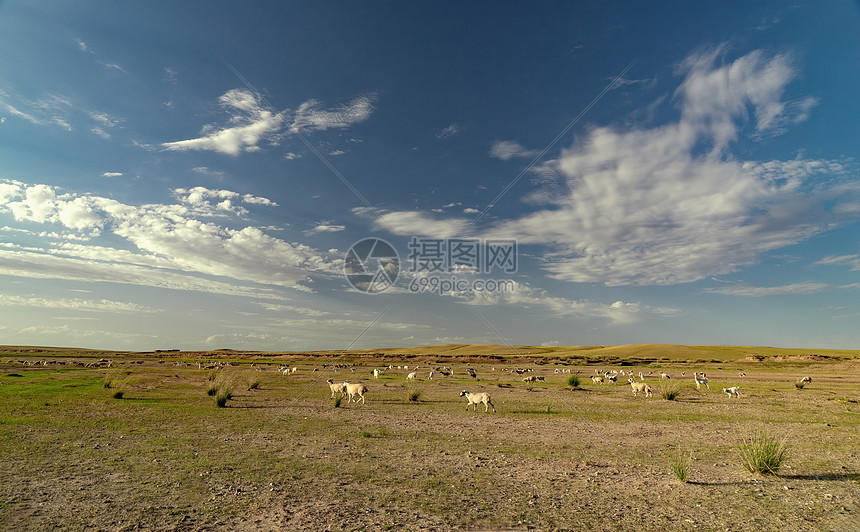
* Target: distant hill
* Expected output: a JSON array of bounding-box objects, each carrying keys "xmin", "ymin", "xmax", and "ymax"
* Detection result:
[{"xmin": 4, "ymin": 343, "xmax": 857, "ymax": 363}]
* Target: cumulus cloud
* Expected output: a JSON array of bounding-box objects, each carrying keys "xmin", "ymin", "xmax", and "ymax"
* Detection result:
[
  {"xmin": 475, "ymin": 48, "xmax": 858, "ymax": 287},
  {"xmin": 0, "ymin": 180, "xmax": 338, "ymax": 293}
]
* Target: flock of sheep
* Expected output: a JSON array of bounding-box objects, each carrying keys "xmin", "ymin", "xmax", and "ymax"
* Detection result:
[{"xmin": 317, "ymin": 364, "xmax": 813, "ymax": 413}]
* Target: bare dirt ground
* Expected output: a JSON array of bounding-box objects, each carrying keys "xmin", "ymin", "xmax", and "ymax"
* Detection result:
[{"xmin": 1, "ymin": 353, "xmax": 858, "ymax": 531}]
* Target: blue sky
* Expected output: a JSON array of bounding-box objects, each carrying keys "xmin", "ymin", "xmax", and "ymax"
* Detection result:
[{"xmin": 1, "ymin": 1, "xmax": 859, "ymax": 351}]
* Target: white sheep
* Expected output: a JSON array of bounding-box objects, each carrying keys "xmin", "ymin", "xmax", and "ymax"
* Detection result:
[
  {"xmin": 326, "ymin": 378, "xmax": 346, "ymax": 399},
  {"xmin": 459, "ymin": 390, "xmax": 496, "ymax": 413},
  {"xmin": 722, "ymin": 386, "xmax": 740, "ymax": 398},
  {"xmin": 693, "ymin": 372, "xmax": 709, "ymax": 390},
  {"xmin": 799, "ymin": 376, "xmax": 812, "ymax": 384},
  {"xmin": 659, "ymin": 371, "xmax": 671, "ymax": 380},
  {"xmin": 343, "ymin": 382, "xmax": 368, "ymax": 404},
  {"xmin": 591, "ymin": 375, "xmax": 605, "ymax": 385},
  {"xmin": 406, "ymin": 371, "xmax": 417, "ymax": 380}
]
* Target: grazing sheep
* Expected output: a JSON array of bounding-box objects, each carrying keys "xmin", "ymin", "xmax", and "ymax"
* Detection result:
[
  {"xmin": 799, "ymin": 376, "xmax": 812, "ymax": 384},
  {"xmin": 406, "ymin": 371, "xmax": 417, "ymax": 380},
  {"xmin": 326, "ymin": 378, "xmax": 346, "ymax": 399},
  {"xmin": 605, "ymin": 374, "xmax": 618, "ymax": 383},
  {"xmin": 693, "ymin": 372, "xmax": 709, "ymax": 390},
  {"xmin": 739, "ymin": 372, "xmax": 746, "ymax": 377},
  {"xmin": 722, "ymin": 386, "xmax": 740, "ymax": 398},
  {"xmin": 343, "ymin": 382, "xmax": 368, "ymax": 404},
  {"xmin": 659, "ymin": 371, "xmax": 670, "ymax": 380},
  {"xmin": 460, "ymin": 390, "xmax": 496, "ymax": 413},
  {"xmin": 639, "ymin": 371, "xmax": 645, "ymax": 381},
  {"xmin": 591, "ymin": 375, "xmax": 604, "ymax": 385},
  {"xmin": 522, "ymin": 375, "xmax": 544, "ymax": 383},
  {"xmin": 628, "ymin": 379, "xmax": 653, "ymax": 398},
  {"xmin": 373, "ymin": 368, "xmax": 380, "ymax": 378}
]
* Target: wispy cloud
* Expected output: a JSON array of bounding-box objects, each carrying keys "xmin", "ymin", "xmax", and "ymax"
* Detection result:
[
  {"xmin": 162, "ymin": 89, "xmax": 284, "ymax": 155},
  {"xmin": 449, "ymin": 280, "xmax": 678, "ymax": 325},
  {"xmin": 704, "ymin": 282, "xmax": 832, "ymax": 297},
  {"xmin": 162, "ymin": 90, "xmax": 376, "ymax": 155},
  {"xmin": 289, "ymin": 94, "xmax": 375, "ymax": 133},
  {"xmin": 489, "ymin": 140, "xmax": 539, "ymax": 160},
  {"xmin": 0, "ymin": 294, "xmax": 159, "ymax": 313},
  {"xmin": 304, "ymin": 222, "xmax": 346, "ymax": 235},
  {"xmin": 436, "ymin": 123, "xmax": 463, "ymax": 139}
]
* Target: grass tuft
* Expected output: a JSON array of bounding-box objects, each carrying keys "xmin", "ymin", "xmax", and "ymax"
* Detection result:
[
  {"xmin": 112, "ymin": 390, "xmax": 124, "ymax": 399},
  {"xmin": 214, "ymin": 386, "xmax": 233, "ymax": 408},
  {"xmin": 408, "ymin": 390, "xmax": 421, "ymax": 402},
  {"xmin": 671, "ymin": 445, "xmax": 691, "ymax": 483},
  {"xmin": 659, "ymin": 384, "xmax": 680, "ymax": 401},
  {"xmin": 567, "ymin": 375, "xmax": 580, "ymax": 388},
  {"xmin": 739, "ymin": 431, "xmax": 789, "ymax": 475},
  {"xmin": 334, "ymin": 396, "xmax": 343, "ymax": 408}
]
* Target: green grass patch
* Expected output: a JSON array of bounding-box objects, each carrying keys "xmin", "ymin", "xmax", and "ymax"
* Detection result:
[{"xmin": 739, "ymin": 431, "xmax": 790, "ymax": 475}]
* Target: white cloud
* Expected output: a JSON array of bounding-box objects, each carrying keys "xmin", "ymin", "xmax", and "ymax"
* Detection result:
[
  {"xmin": 284, "ymin": 152, "xmax": 301, "ymax": 160},
  {"xmin": 704, "ymin": 282, "xmax": 831, "ymax": 297},
  {"xmin": 305, "ymin": 223, "xmax": 346, "ymax": 235},
  {"xmin": 463, "ymin": 207, "xmax": 480, "ymax": 214},
  {"xmin": 328, "ymin": 149, "xmax": 345, "ymax": 156},
  {"xmin": 163, "ymin": 90, "xmax": 375, "ymax": 155},
  {"xmin": 91, "ymin": 127, "xmax": 110, "ymax": 139},
  {"xmin": 101, "ymin": 172, "xmax": 123, "ymax": 177},
  {"xmin": 489, "ymin": 140, "xmax": 538, "ymax": 160},
  {"xmin": 0, "ymin": 294, "xmax": 159, "ymax": 313},
  {"xmin": 162, "ymin": 89, "xmax": 284, "ymax": 155},
  {"xmin": 436, "ymin": 124, "xmax": 463, "ymax": 139},
  {"xmin": 0, "ymin": 181, "xmax": 340, "ymax": 294},
  {"xmin": 289, "ymin": 94, "xmax": 375, "ymax": 133},
  {"xmin": 815, "ymin": 254, "xmax": 860, "ymax": 271},
  {"xmin": 361, "ymin": 209, "xmax": 471, "ymax": 239},
  {"xmin": 452, "ymin": 280, "xmax": 675, "ymax": 325},
  {"xmin": 474, "ymin": 48, "xmax": 859, "ymax": 287}
]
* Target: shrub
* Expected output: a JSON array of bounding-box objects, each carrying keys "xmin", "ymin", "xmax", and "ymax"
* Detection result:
[
  {"xmin": 214, "ymin": 385, "xmax": 233, "ymax": 408},
  {"xmin": 246, "ymin": 374, "xmax": 260, "ymax": 391},
  {"xmin": 660, "ymin": 384, "xmax": 680, "ymax": 401},
  {"xmin": 334, "ymin": 396, "xmax": 343, "ymax": 408},
  {"xmin": 408, "ymin": 391, "xmax": 421, "ymax": 402},
  {"xmin": 567, "ymin": 375, "xmax": 580, "ymax": 388},
  {"xmin": 739, "ymin": 431, "xmax": 789, "ymax": 475},
  {"xmin": 112, "ymin": 391, "xmax": 124, "ymax": 399},
  {"xmin": 671, "ymin": 445, "xmax": 691, "ymax": 483}
]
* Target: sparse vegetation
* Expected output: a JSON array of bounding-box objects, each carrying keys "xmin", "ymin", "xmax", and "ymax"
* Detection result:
[
  {"xmin": 214, "ymin": 385, "xmax": 233, "ymax": 407},
  {"xmin": 659, "ymin": 384, "xmax": 680, "ymax": 401},
  {"xmin": 334, "ymin": 395, "xmax": 343, "ymax": 408},
  {"xmin": 1, "ymin": 347, "xmax": 858, "ymax": 531},
  {"xmin": 739, "ymin": 431, "xmax": 790, "ymax": 475},
  {"xmin": 567, "ymin": 375, "xmax": 580, "ymax": 387},
  {"xmin": 408, "ymin": 390, "xmax": 421, "ymax": 402},
  {"xmin": 671, "ymin": 445, "xmax": 692, "ymax": 483}
]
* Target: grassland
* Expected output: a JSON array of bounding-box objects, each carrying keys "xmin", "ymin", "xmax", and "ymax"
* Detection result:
[{"xmin": 0, "ymin": 345, "xmax": 858, "ymax": 530}]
